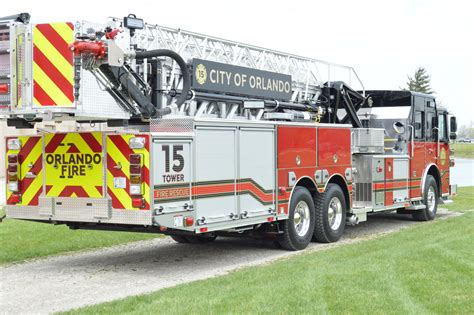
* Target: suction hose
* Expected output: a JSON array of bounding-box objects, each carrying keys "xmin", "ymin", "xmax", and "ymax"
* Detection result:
[{"xmin": 134, "ymin": 49, "xmax": 191, "ymax": 109}]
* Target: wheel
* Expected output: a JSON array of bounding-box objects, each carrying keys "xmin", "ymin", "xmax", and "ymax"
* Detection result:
[
  {"xmin": 277, "ymin": 186, "xmax": 316, "ymax": 251},
  {"xmin": 313, "ymin": 184, "xmax": 346, "ymax": 243},
  {"xmin": 170, "ymin": 235, "xmax": 189, "ymax": 243},
  {"xmin": 413, "ymin": 175, "xmax": 438, "ymax": 221},
  {"xmin": 185, "ymin": 234, "xmax": 217, "ymax": 244}
]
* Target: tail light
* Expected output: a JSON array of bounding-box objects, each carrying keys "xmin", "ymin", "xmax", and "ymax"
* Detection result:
[
  {"xmin": 184, "ymin": 216, "xmax": 194, "ymax": 227},
  {"xmin": 0, "ymin": 83, "xmax": 8, "ymax": 94},
  {"xmin": 129, "ymin": 164, "xmax": 141, "ymax": 174},
  {"xmin": 7, "ymin": 164, "xmax": 17, "ymax": 173},
  {"xmin": 7, "ymin": 153, "xmax": 19, "ymax": 194},
  {"xmin": 129, "ymin": 184, "xmax": 142, "ymax": 195},
  {"xmin": 130, "ymin": 175, "xmax": 141, "ymax": 184},
  {"xmin": 8, "ymin": 154, "xmax": 18, "ymax": 163},
  {"xmin": 7, "ymin": 138, "xmax": 21, "ymax": 150},
  {"xmin": 129, "ymin": 154, "xmax": 142, "ymax": 164},
  {"xmin": 129, "ymin": 137, "xmax": 145, "ymax": 149},
  {"xmin": 8, "ymin": 182, "xmax": 19, "ymax": 192},
  {"xmin": 129, "ymin": 153, "xmax": 144, "ymax": 208},
  {"xmin": 9, "ymin": 194, "xmax": 21, "ymax": 204},
  {"xmin": 131, "ymin": 197, "xmax": 144, "ymax": 208}
]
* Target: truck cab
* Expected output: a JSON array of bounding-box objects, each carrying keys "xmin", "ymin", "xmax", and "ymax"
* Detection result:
[{"xmin": 358, "ymin": 90, "xmax": 457, "ymax": 210}]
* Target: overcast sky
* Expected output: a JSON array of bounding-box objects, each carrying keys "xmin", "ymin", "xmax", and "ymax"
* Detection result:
[{"xmin": 4, "ymin": 0, "xmax": 473, "ymax": 125}]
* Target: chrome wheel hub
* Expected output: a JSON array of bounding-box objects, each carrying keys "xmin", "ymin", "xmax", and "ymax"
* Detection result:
[
  {"xmin": 328, "ymin": 197, "xmax": 343, "ymax": 230},
  {"xmin": 427, "ymin": 186, "xmax": 436, "ymax": 213},
  {"xmin": 294, "ymin": 201, "xmax": 310, "ymax": 237}
]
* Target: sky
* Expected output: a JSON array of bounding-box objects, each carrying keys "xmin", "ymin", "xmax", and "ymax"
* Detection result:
[{"xmin": 3, "ymin": 0, "xmax": 473, "ymax": 125}]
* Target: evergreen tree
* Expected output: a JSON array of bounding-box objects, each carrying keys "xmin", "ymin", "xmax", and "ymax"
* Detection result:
[{"xmin": 404, "ymin": 67, "xmax": 434, "ymax": 94}]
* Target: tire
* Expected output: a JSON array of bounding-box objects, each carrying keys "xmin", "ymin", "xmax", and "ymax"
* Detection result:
[
  {"xmin": 277, "ymin": 186, "xmax": 316, "ymax": 251},
  {"xmin": 170, "ymin": 235, "xmax": 189, "ymax": 243},
  {"xmin": 185, "ymin": 234, "xmax": 217, "ymax": 244},
  {"xmin": 413, "ymin": 175, "xmax": 438, "ymax": 221},
  {"xmin": 313, "ymin": 184, "xmax": 347, "ymax": 243}
]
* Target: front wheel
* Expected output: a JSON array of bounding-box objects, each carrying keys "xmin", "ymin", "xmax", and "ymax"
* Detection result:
[
  {"xmin": 313, "ymin": 184, "xmax": 346, "ymax": 243},
  {"xmin": 277, "ymin": 186, "xmax": 316, "ymax": 251},
  {"xmin": 413, "ymin": 175, "xmax": 438, "ymax": 221}
]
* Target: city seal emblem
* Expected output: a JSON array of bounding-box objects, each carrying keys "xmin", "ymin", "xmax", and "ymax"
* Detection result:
[{"xmin": 195, "ymin": 63, "xmax": 207, "ymax": 85}]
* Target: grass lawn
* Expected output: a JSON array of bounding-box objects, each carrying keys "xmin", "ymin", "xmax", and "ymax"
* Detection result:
[
  {"xmin": 66, "ymin": 187, "xmax": 474, "ymax": 315},
  {"xmin": 452, "ymin": 143, "xmax": 474, "ymax": 159},
  {"xmin": 0, "ymin": 208, "xmax": 157, "ymax": 265}
]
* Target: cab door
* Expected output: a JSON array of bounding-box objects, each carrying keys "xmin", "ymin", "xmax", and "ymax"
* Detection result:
[
  {"xmin": 437, "ymin": 112, "xmax": 450, "ymax": 195},
  {"xmin": 409, "ymin": 96, "xmax": 425, "ymax": 199},
  {"xmin": 424, "ymin": 98, "xmax": 438, "ymax": 167}
]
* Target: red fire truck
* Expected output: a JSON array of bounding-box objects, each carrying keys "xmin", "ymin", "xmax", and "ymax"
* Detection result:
[{"xmin": 1, "ymin": 13, "xmax": 457, "ymax": 250}]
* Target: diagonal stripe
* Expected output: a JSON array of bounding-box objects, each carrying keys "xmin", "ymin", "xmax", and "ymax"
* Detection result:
[
  {"xmin": 34, "ymin": 24, "xmax": 73, "ymax": 65},
  {"xmin": 19, "ymin": 136, "xmax": 40, "ymax": 165},
  {"xmin": 80, "ymin": 133, "xmax": 102, "ymax": 152},
  {"xmin": 21, "ymin": 169, "xmax": 43, "ymax": 205},
  {"xmin": 34, "ymin": 45, "xmax": 74, "ymax": 92},
  {"xmin": 33, "ymin": 27, "xmax": 74, "ymax": 89},
  {"xmin": 50, "ymin": 22, "xmax": 74, "ymax": 45},
  {"xmin": 28, "ymin": 185, "xmax": 43, "ymax": 206},
  {"xmin": 45, "ymin": 134, "xmax": 66, "ymax": 153},
  {"xmin": 33, "ymin": 80, "xmax": 56, "ymax": 106},
  {"xmin": 34, "ymin": 63, "xmax": 72, "ymax": 105}
]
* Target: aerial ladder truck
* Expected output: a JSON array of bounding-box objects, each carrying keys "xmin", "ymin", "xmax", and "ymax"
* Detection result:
[{"xmin": 0, "ymin": 13, "xmax": 457, "ymax": 250}]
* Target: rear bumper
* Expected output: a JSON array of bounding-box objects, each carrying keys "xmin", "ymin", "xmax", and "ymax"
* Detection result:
[{"xmin": 5, "ymin": 196, "xmax": 153, "ymax": 226}]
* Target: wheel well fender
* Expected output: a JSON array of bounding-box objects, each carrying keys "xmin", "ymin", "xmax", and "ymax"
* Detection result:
[
  {"xmin": 289, "ymin": 176, "xmax": 318, "ymax": 205},
  {"xmin": 422, "ymin": 164, "xmax": 442, "ymax": 196},
  {"xmin": 324, "ymin": 174, "xmax": 351, "ymax": 211}
]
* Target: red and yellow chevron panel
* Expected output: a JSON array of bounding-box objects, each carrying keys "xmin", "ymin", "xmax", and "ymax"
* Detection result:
[
  {"xmin": 44, "ymin": 132, "xmax": 104, "ymax": 198},
  {"xmin": 107, "ymin": 134, "xmax": 151, "ymax": 210},
  {"xmin": 6, "ymin": 136, "xmax": 43, "ymax": 206},
  {"xmin": 32, "ymin": 22, "xmax": 75, "ymax": 107}
]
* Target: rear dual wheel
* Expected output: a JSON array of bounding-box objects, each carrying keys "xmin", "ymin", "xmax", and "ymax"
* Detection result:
[
  {"xmin": 277, "ymin": 187, "xmax": 316, "ymax": 251},
  {"xmin": 313, "ymin": 184, "xmax": 346, "ymax": 243},
  {"xmin": 277, "ymin": 184, "xmax": 346, "ymax": 251}
]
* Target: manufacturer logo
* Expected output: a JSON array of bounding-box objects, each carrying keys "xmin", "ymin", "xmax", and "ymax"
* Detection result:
[{"xmin": 195, "ymin": 63, "xmax": 207, "ymax": 85}]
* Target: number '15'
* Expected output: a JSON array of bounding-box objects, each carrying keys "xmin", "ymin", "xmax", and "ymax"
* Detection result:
[{"xmin": 162, "ymin": 145, "xmax": 184, "ymax": 172}]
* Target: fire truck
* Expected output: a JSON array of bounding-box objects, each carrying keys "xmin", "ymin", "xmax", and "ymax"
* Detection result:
[{"xmin": 1, "ymin": 13, "xmax": 458, "ymax": 250}]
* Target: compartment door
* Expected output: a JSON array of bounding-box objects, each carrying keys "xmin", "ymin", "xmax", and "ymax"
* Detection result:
[
  {"xmin": 239, "ymin": 128, "xmax": 275, "ymax": 218},
  {"xmin": 194, "ymin": 127, "xmax": 237, "ymax": 224},
  {"xmin": 153, "ymin": 139, "xmax": 192, "ymax": 214}
]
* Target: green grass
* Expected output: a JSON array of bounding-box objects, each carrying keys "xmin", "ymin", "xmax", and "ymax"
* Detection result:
[
  {"xmin": 452, "ymin": 143, "xmax": 474, "ymax": 159},
  {"xmin": 0, "ymin": 209, "xmax": 157, "ymax": 265},
  {"xmin": 66, "ymin": 187, "xmax": 474, "ymax": 315},
  {"xmin": 445, "ymin": 186, "xmax": 474, "ymax": 212}
]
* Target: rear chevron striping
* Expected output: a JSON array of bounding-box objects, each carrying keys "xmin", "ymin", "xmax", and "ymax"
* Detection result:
[
  {"xmin": 33, "ymin": 46, "xmax": 74, "ymax": 98},
  {"xmin": 107, "ymin": 134, "xmax": 150, "ymax": 210},
  {"xmin": 45, "ymin": 133, "xmax": 66, "ymax": 153},
  {"xmin": 80, "ymin": 132, "xmax": 102, "ymax": 152},
  {"xmin": 33, "ymin": 80, "xmax": 56, "ymax": 106},
  {"xmin": 33, "ymin": 23, "xmax": 74, "ymax": 107},
  {"xmin": 6, "ymin": 136, "xmax": 43, "ymax": 206},
  {"xmin": 34, "ymin": 23, "xmax": 73, "ymax": 65}
]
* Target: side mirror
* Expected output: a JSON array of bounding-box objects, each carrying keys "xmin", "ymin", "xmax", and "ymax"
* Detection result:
[
  {"xmin": 450, "ymin": 116, "xmax": 457, "ymax": 133},
  {"xmin": 450, "ymin": 132, "xmax": 457, "ymax": 140}
]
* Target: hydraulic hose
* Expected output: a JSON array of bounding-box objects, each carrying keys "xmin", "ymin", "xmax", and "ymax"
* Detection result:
[{"xmin": 134, "ymin": 49, "xmax": 191, "ymax": 108}]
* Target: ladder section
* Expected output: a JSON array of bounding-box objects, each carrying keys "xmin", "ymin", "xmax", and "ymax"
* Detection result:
[{"xmin": 114, "ymin": 19, "xmax": 365, "ymax": 101}]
